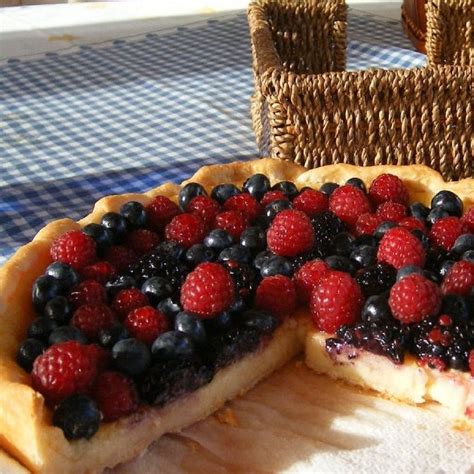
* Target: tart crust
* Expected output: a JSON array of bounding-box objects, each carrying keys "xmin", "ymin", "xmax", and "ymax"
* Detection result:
[{"xmin": 0, "ymin": 158, "xmax": 472, "ymax": 473}]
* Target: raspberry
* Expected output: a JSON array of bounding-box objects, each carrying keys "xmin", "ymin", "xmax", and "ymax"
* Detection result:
[
  {"xmin": 146, "ymin": 196, "xmax": 180, "ymax": 231},
  {"xmin": 329, "ymin": 185, "xmax": 371, "ymax": 227},
  {"xmin": 376, "ymin": 202, "xmax": 407, "ymax": 222},
  {"xmin": 165, "ymin": 213, "xmax": 206, "ymax": 249},
  {"xmin": 188, "ymin": 195, "xmax": 220, "ymax": 228},
  {"xmin": 255, "ymin": 275, "xmax": 297, "ymax": 318},
  {"xmin": 68, "ymin": 280, "xmax": 107, "ymax": 309},
  {"xmin": 292, "ymin": 189, "xmax": 328, "ymax": 217},
  {"xmin": 112, "ymin": 288, "xmax": 149, "ymax": 319},
  {"xmin": 125, "ymin": 229, "xmax": 160, "ymax": 255},
  {"xmin": 260, "ymin": 190, "xmax": 288, "ymax": 207},
  {"xmin": 293, "ymin": 259, "xmax": 329, "ymax": 302},
  {"xmin": 441, "ymin": 260, "xmax": 474, "ymax": 296},
  {"xmin": 429, "ymin": 216, "xmax": 467, "ymax": 251},
  {"xmin": 81, "ymin": 261, "xmax": 116, "ymax": 284},
  {"xmin": 104, "ymin": 246, "xmax": 137, "ymax": 272},
  {"xmin": 223, "ymin": 194, "xmax": 261, "ymax": 222},
  {"xmin": 399, "ymin": 217, "xmax": 427, "ymax": 233},
  {"xmin": 214, "ymin": 210, "xmax": 248, "ymax": 240},
  {"xmin": 377, "ymin": 227, "xmax": 426, "ymax": 270},
  {"xmin": 71, "ymin": 304, "xmax": 116, "ymax": 340},
  {"xmin": 388, "ymin": 274, "xmax": 441, "ymax": 324},
  {"xmin": 180, "ymin": 262, "xmax": 235, "ymax": 318},
  {"xmin": 355, "ymin": 213, "xmax": 382, "ymax": 236},
  {"xmin": 310, "ymin": 271, "xmax": 363, "ymax": 333},
  {"xmin": 267, "ymin": 209, "xmax": 315, "ymax": 257},
  {"xmin": 461, "ymin": 207, "xmax": 474, "ymax": 233},
  {"xmin": 93, "ymin": 371, "xmax": 138, "ymax": 422},
  {"xmin": 368, "ymin": 173, "xmax": 408, "ymax": 205},
  {"xmin": 469, "ymin": 350, "xmax": 474, "ymax": 377},
  {"xmin": 125, "ymin": 306, "xmax": 169, "ymax": 344},
  {"xmin": 31, "ymin": 341, "xmax": 97, "ymax": 403},
  {"xmin": 50, "ymin": 231, "xmax": 97, "ymax": 270}
]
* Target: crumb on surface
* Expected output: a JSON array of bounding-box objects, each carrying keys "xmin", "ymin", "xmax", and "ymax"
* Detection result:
[{"xmin": 214, "ymin": 407, "xmax": 239, "ymax": 427}]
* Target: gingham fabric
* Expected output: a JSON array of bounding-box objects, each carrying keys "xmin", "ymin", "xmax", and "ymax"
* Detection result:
[{"xmin": 0, "ymin": 9, "xmax": 425, "ymax": 265}]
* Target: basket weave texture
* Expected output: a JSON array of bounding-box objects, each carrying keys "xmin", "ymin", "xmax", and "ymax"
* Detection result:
[{"xmin": 249, "ymin": 0, "xmax": 473, "ymax": 180}]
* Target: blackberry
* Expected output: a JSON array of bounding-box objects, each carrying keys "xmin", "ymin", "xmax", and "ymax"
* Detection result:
[
  {"xmin": 310, "ymin": 211, "xmax": 346, "ymax": 257},
  {"xmin": 291, "ymin": 247, "xmax": 325, "ymax": 271},
  {"xmin": 333, "ymin": 320, "xmax": 406, "ymax": 364},
  {"xmin": 223, "ymin": 261, "xmax": 259, "ymax": 302},
  {"xmin": 355, "ymin": 263, "xmax": 396, "ymax": 297},
  {"xmin": 407, "ymin": 315, "xmax": 474, "ymax": 371},
  {"xmin": 138, "ymin": 356, "xmax": 214, "ymax": 406}
]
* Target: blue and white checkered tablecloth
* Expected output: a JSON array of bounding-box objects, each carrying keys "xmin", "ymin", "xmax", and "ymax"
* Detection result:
[{"xmin": 0, "ymin": 9, "xmax": 425, "ymax": 265}]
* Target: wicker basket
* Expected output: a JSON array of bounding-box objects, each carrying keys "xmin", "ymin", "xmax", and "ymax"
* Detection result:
[{"xmin": 249, "ymin": 0, "xmax": 472, "ymax": 180}]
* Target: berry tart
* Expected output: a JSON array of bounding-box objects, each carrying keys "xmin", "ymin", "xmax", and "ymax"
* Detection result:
[{"xmin": 0, "ymin": 158, "xmax": 472, "ymax": 473}]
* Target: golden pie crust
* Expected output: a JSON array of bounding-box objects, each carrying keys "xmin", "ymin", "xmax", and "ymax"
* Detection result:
[{"xmin": 0, "ymin": 158, "xmax": 472, "ymax": 473}]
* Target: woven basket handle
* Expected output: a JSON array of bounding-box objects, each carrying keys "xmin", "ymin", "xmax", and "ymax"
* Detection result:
[{"xmin": 426, "ymin": 0, "xmax": 473, "ymax": 66}]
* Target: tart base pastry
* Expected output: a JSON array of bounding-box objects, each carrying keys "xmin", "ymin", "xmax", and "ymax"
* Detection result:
[{"xmin": 0, "ymin": 158, "xmax": 472, "ymax": 473}]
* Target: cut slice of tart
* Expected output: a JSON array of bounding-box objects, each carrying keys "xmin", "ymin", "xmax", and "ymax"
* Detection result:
[{"xmin": 0, "ymin": 158, "xmax": 473, "ymax": 473}]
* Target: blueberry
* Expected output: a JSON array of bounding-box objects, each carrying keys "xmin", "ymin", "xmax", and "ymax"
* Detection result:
[
  {"xmin": 45, "ymin": 262, "xmax": 80, "ymax": 289},
  {"xmin": 374, "ymin": 221, "xmax": 398, "ymax": 240},
  {"xmin": 409, "ymin": 202, "xmax": 430, "ymax": 221},
  {"xmin": 396, "ymin": 265, "xmax": 424, "ymax": 281},
  {"xmin": 319, "ymin": 182, "xmax": 339, "ymax": 196},
  {"xmin": 120, "ymin": 201, "xmax": 147, "ymax": 228},
  {"xmin": 112, "ymin": 338, "xmax": 151, "ymax": 376},
  {"xmin": 157, "ymin": 240, "xmax": 185, "ymax": 260},
  {"xmin": 240, "ymin": 226, "xmax": 266, "ymax": 251},
  {"xmin": 332, "ymin": 232, "xmax": 355, "ymax": 257},
  {"xmin": 423, "ymin": 270, "xmax": 440, "ymax": 284},
  {"xmin": 43, "ymin": 296, "xmax": 72, "ymax": 324},
  {"xmin": 32, "ymin": 275, "xmax": 63, "ymax": 312},
  {"xmin": 271, "ymin": 181, "xmax": 298, "ymax": 200},
  {"xmin": 441, "ymin": 295, "xmax": 471, "ymax": 321},
  {"xmin": 204, "ymin": 229, "xmax": 233, "ymax": 250},
  {"xmin": 151, "ymin": 331, "xmax": 195, "ymax": 360},
  {"xmin": 242, "ymin": 310, "xmax": 278, "ymax": 333},
  {"xmin": 53, "ymin": 394, "xmax": 100, "ymax": 440},
  {"xmin": 156, "ymin": 297, "xmax": 182, "ymax": 320},
  {"xmin": 218, "ymin": 245, "xmax": 252, "ymax": 265},
  {"xmin": 426, "ymin": 207, "xmax": 449, "ymax": 226},
  {"xmin": 356, "ymin": 263, "xmax": 397, "ymax": 297},
  {"xmin": 175, "ymin": 312, "xmax": 207, "ymax": 346},
  {"xmin": 27, "ymin": 318, "xmax": 58, "ymax": 341},
  {"xmin": 438, "ymin": 260, "xmax": 455, "ymax": 278},
  {"xmin": 49, "ymin": 326, "xmax": 88, "ymax": 345},
  {"xmin": 411, "ymin": 229, "xmax": 430, "ymax": 249},
  {"xmin": 361, "ymin": 295, "xmax": 392, "ymax": 323},
  {"xmin": 353, "ymin": 234, "xmax": 378, "ymax": 248},
  {"xmin": 101, "ymin": 212, "xmax": 128, "ymax": 243},
  {"xmin": 431, "ymin": 190, "xmax": 463, "ymax": 217},
  {"xmin": 325, "ymin": 255, "xmax": 356, "ymax": 274},
  {"xmin": 452, "ymin": 234, "xmax": 474, "ymax": 257},
  {"xmin": 179, "ymin": 183, "xmax": 207, "ymax": 211},
  {"xmin": 211, "ymin": 183, "xmax": 240, "ymax": 204},
  {"xmin": 243, "ymin": 174, "xmax": 271, "ymax": 201},
  {"xmin": 82, "ymin": 223, "xmax": 114, "ymax": 253},
  {"xmin": 141, "ymin": 277, "xmax": 172, "ymax": 305},
  {"xmin": 254, "ymin": 250, "xmax": 274, "ymax": 270},
  {"xmin": 462, "ymin": 250, "xmax": 474, "ymax": 263},
  {"xmin": 350, "ymin": 245, "xmax": 377, "ymax": 268},
  {"xmin": 265, "ymin": 199, "xmax": 292, "ymax": 221},
  {"xmin": 204, "ymin": 311, "xmax": 233, "ymax": 332},
  {"xmin": 185, "ymin": 244, "xmax": 216, "ymax": 266},
  {"xmin": 16, "ymin": 338, "xmax": 45, "ymax": 372},
  {"xmin": 346, "ymin": 177, "xmax": 366, "ymax": 193},
  {"xmin": 99, "ymin": 324, "xmax": 129, "ymax": 349},
  {"xmin": 105, "ymin": 275, "xmax": 137, "ymax": 297},
  {"xmin": 260, "ymin": 255, "xmax": 293, "ymax": 277}
]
